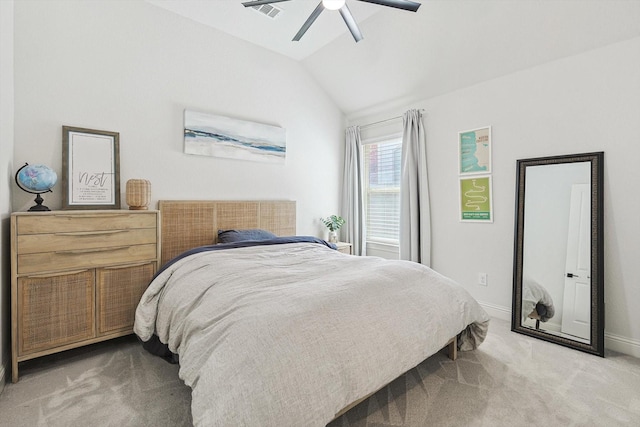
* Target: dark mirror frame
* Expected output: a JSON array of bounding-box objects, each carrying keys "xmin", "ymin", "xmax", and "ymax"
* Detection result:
[{"xmin": 511, "ymin": 152, "xmax": 604, "ymax": 357}]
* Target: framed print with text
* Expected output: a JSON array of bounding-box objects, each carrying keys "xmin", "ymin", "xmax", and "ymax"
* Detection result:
[
  {"xmin": 62, "ymin": 126, "xmax": 120, "ymax": 210},
  {"xmin": 459, "ymin": 126, "xmax": 491, "ymax": 175},
  {"xmin": 459, "ymin": 175, "xmax": 493, "ymax": 222}
]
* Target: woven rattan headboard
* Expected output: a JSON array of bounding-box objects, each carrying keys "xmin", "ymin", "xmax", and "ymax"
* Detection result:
[{"xmin": 158, "ymin": 200, "xmax": 296, "ymax": 265}]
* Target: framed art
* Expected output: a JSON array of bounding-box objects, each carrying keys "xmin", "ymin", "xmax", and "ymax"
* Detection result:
[
  {"xmin": 458, "ymin": 126, "xmax": 491, "ymax": 175},
  {"xmin": 62, "ymin": 126, "xmax": 120, "ymax": 210},
  {"xmin": 459, "ymin": 175, "xmax": 493, "ymax": 222},
  {"xmin": 183, "ymin": 110, "xmax": 286, "ymax": 164}
]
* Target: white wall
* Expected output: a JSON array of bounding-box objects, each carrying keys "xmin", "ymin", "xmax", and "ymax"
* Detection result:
[
  {"xmin": 0, "ymin": 0, "xmax": 15, "ymax": 391},
  {"xmin": 349, "ymin": 37, "xmax": 640, "ymax": 357},
  {"xmin": 12, "ymin": 0, "xmax": 344, "ymax": 236}
]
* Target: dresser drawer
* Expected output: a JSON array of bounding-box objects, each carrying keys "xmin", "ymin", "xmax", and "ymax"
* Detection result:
[
  {"xmin": 15, "ymin": 212, "xmax": 157, "ymax": 235},
  {"xmin": 17, "ymin": 228, "xmax": 157, "ymax": 255},
  {"xmin": 17, "ymin": 244, "xmax": 158, "ymax": 275}
]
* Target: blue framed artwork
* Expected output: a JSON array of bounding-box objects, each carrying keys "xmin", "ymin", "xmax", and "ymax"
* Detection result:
[
  {"xmin": 184, "ymin": 110, "xmax": 286, "ymax": 164},
  {"xmin": 458, "ymin": 126, "xmax": 491, "ymax": 175}
]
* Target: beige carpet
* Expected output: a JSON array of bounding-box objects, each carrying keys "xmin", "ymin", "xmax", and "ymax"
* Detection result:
[{"xmin": 1, "ymin": 318, "xmax": 639, "ymax": 426}]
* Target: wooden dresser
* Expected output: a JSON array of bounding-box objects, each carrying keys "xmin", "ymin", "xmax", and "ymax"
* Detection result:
[{"xmin": 10, "ymin": 210, "xmax": 160, "ymax": 382}]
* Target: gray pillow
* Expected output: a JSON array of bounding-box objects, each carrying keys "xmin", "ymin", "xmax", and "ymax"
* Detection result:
[{"xmin": 217, "ymin": 229, "xmax": 277, "ymax": 243}]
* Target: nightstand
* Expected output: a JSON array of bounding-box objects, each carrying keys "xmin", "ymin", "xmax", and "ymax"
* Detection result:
[{"xmin": 335, "ymin": 242, "xmax": 353, "ymax": 255}]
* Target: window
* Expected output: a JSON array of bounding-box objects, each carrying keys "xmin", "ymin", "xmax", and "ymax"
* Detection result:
[{"xmin": 363, "ymin": 136, "xmax": 402, "ymax": 245}]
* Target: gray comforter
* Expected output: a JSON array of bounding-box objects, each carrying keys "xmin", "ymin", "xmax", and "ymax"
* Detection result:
[{"xmin": 134, "ymin": 242, "xmax": 490, "ymax": 426}]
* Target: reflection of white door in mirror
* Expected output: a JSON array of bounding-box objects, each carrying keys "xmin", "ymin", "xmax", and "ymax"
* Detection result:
[{"xmin": 561, "ymin": 184, "xmax": 591, "ymax": 341}]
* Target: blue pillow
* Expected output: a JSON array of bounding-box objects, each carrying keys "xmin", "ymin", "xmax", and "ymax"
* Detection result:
[{"xmin": 217, "ymin": 229, "xmax": 277, "ymax": 243}]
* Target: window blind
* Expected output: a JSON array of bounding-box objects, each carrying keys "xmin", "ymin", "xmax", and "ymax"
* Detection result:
[{"xmin": 363, "ymin": 138, "xmax": 402, "ymax": 244}]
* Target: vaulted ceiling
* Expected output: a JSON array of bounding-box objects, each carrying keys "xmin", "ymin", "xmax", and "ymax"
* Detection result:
[{"xmin": 147, "ymin": 1, "xmax": 640, "ymax": 117}]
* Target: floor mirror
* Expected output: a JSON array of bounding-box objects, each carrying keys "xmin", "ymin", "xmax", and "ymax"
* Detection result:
[{"xmin": 511, "ymin": 152, "xmax": 604, "ymax": 357}]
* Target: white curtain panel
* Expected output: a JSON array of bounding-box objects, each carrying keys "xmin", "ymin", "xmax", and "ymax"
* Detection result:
[
  {"xmin": 342, "ymin": 126, "xmax": 366, "ymax": 256},
  {"xmin": 400, "ymin": 109, "xmax": 431, "ymax": 265}
]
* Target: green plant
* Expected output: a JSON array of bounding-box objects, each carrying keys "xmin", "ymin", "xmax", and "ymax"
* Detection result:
[{"xmin": 321, "ymin": 215, "xmax": 345, "ymax": 232}]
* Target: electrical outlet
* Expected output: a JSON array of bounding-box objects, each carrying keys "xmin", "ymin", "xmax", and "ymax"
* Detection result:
[{"xmin": 478, "ymin": 273, "xmax": 488, "ymax": 286}]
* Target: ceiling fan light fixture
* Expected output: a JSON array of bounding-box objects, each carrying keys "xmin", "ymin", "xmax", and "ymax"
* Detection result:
[
  {"xmin": 322, "ymin": 0, "xmax": 346, "ymax": 10},
  {"xmin": 243, "ymin": 0, "xmax": 421, "ymax": 43}
]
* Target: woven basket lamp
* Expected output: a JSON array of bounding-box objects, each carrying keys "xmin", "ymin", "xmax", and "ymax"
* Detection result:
[{"xmin": 126, "ymin": 179, "xmax": 151, "ymax": 210}]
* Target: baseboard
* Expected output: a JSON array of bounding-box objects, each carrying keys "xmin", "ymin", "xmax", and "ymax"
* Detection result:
[
  {"xmin": 605, "ymin": 332, "xmax": 640, "ymax": 358},
  {"xmin": 477, "ymin": 300, "xmax": 640, "ymax": 359},
  {"xmin": 478, "ymin": 301, "xmax": 511, "ymax": 322}
]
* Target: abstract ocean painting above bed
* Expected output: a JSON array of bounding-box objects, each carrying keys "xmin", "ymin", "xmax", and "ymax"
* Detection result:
[{"xmin": 184, "ymin": 110, "xmax": 286, "ymax": 163}]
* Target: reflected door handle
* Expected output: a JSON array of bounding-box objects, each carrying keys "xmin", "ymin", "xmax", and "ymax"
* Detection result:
[{"xmin": 566, "ymin": 273, "xmax": 579, "ymax": 278}]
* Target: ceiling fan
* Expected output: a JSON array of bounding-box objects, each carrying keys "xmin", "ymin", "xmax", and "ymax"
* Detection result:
[{"xmin": 241, "ymin": 0, "xmax": 421, "ymax": 42}]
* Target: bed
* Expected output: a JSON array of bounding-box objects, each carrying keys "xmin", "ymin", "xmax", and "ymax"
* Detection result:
[{"xmin": 134, "ymin": 200, "xmax": 490, "ymax": 426}]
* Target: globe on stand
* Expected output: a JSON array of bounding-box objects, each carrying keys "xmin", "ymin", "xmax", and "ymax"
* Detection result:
[{"xmin": 15, "ymin": 163, "xmax": 58, "ymax": 212}]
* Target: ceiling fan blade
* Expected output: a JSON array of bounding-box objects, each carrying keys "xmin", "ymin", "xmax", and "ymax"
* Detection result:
[
  {"xmin": 356, "ymin": 0, "xmax": 421, "ymax": 12},
  {"xmin": 339, "ymin": 4, "xmax": 363, "ymax": 42},
  {"xmin": 293, "ymin": 2, "xmax": 325, "ymax": 41},
  {"xmin": 242, "ymin": 0, "xmax": 291, "ymax": 7}
]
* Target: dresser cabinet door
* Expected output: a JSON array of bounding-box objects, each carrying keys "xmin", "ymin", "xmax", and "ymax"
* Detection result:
[
  {"xmin": 18, "ymin": 270, "xmax": 96, "ymax": 355},
  {"xmin": 96, "ymin": 262, "xmax": 156, "ymax": 335}
]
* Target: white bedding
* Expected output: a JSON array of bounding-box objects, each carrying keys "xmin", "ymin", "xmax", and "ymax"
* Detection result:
[{"xmin": 134, "ymin": 242, "xmax": 490, "ymax": 426}]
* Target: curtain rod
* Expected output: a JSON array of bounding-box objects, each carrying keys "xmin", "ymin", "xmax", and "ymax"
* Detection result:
[{"xmin": 358, "ymin": 109, "xmax": 425, "ymax": 130}]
